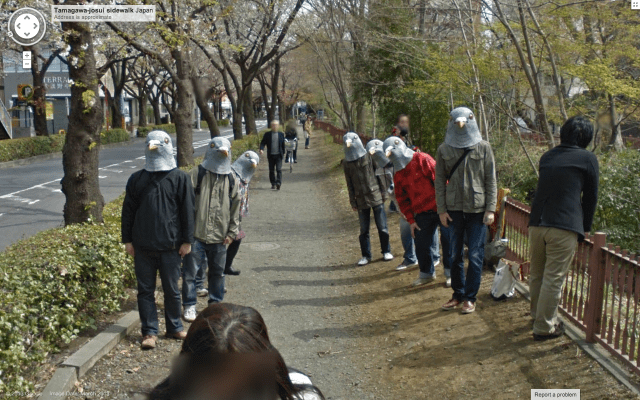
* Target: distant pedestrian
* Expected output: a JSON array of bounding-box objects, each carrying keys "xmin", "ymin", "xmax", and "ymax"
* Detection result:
[
  {"xmin": 189, "ymin": 137, "xmax": 241, "ymax": 306},
  {"xmin": 436, "ymin": 107, "xmax": 497, "ymax": 314},
  {"xmin": 285, "ymin": 121, "xmax": 299, "ymax": 163},
  {"xmin": 383, "ymin": 136, "xmax": 439, "ymax": 287},
  {"xmin": 121, "ymin": 130, "xmax": 194, "ymax": 350},
  {"xmin": 528, "ymin": 116, "xmax": 598, "ymax": 341},
  {"xmin": 260, "ymin": 120, "xmax": 286, "ymax": 190},
  {"xmin": 304, "ymin": 115, "xmax": 313, "ymax": 149},
  {"xmin": 224, "ymin": 151, "xmax": 260, "ymax": 276},
  {"xmin": 343, "ymin": 132, "xmax": 393, "ymax": 266}
]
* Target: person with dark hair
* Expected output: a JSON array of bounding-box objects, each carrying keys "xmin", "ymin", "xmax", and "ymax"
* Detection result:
[
  {"xmin": 528, "ymin": 115, "xmax": 599, "ymax": 341},
  {"xmin": 148, "ymin": 303, "xmax": 325, "ymax": 400},
  {"xmin": 285, "ymin": 120, "xmax": 299, "ymax": 163},
  {"xmin": 260, "ymin": 121, "xmax": 286, "ymax": 190}
]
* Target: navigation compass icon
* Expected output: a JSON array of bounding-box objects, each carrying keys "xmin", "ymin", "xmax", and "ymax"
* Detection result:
[{"xmin": 7, "ymin": 8, "xmax": 47, "ymax": 46}]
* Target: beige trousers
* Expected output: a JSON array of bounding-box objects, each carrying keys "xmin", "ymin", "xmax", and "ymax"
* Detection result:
[{"xmin": 528, "ymin": 226, "xmax": 578, "ymax": 335}]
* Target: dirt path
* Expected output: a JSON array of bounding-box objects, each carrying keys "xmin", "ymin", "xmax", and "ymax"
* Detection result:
[{"xmin": 77, "ymin": 131, "xmax": 638, "ymax": 399}]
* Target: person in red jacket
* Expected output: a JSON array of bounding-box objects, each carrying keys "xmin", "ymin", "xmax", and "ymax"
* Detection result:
[{"xmin": 383, "ymin": 136, "xmax": 439, "ymax": 287}]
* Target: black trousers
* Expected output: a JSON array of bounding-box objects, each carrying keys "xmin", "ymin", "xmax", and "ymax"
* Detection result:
[
  {"xmin": 267, "ymin": 154, "xmax": 283, "ymax": 186},
  {"xmin": 225, "ymin": 238, "xmax": 242, "ymax": 269}
]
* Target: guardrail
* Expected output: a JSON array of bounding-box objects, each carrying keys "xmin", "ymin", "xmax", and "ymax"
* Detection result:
[
  {"xmin": 314, "ymin": 121, "xmax": 371, "ymax": 145},
  {"xmin": 0, "ymin": 98, "xmax": 12, "ymax": 139},
  {"xmin": 503, "ymin": 197, "xmax": 640, "ymax": 375}
]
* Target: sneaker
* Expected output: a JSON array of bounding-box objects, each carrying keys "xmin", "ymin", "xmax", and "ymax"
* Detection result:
[
  {"xmin": 433, "ymin": 259, "xmax": 441, "ymax": 267},
  {"xmin": 183, "ymin": 305, "xmax": 197, "ymax": 322},
  {"xmin": 197, "ymin": 288, "xmax": 208, "ymax": 297},
  {"xmin": 277, "ymin": 185, "xmax": 281, "ymax": 190},
  {"xmin": 294, "ymin": 160, "xmax": 298, "ymax": 163},
  {"xmin": 461, "ymin": 301, "xmax": 476, "ymax": 314},
  {"xmin": 412, "ymin": 276, "xmax": 435, "ymax": 287},
  {"xmin": 533, "ymin": 322, "xmax": 565, "ymax": 341},
  {"xmin": 445, "ymin": 277, "xmax": 452, "ymax": 288},
  {"xmin": 357, "ymin": 257, "xmax": 370, "ymax": 266},
  {"xmin": 442, "ymin": 298, "xmax": 461, "ymax": 311},
  {"xmin": 141, "ymin": 335, "xmax": 157, "ymax": 350},
  {"xmin": 271, "ymin": 185, "xmax": 276, "ymax": 190},
  {"xmin": 396, "ymin": 261, "xmax": 417, "ymax": 271},
  {"xmin": 383, "ymin": 253, "xmax": 394, "ymax": 261}
]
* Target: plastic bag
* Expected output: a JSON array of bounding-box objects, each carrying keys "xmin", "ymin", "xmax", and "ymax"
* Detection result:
[{"xmin": 490, "ymin": 259, "xmax": 517, "ymax": 300}]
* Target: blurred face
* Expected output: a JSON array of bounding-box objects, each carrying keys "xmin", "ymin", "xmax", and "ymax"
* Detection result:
[
  {"xmin": 398, "ymin": 116, "xmax": 409, "ymax": 130},
  {"xmin": 270, "ymin": 121, "xmax": 279, "ymax": 131}
]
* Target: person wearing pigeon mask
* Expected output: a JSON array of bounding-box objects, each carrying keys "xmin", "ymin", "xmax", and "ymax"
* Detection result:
[
  {"xmin": 343, "ymin": 132, "xmax": 393, "ymax": 266},
  {"xmin": 383, "ymin": 136, "xmax": 439, "ymax": 287},
  {"xmin": 189, "ymin": 137, "xmax": 241, "ymax": 306},
  {"xmin": 121, "ymin": 130, "xmax": 195, "ymax": 350},
  {"xmin": 436, "ymin": 107, "xmax": 497, "ymax": 314},
  {"xmin": 224, "ymin": 150, "xmax": 260, "ymax": 276}
]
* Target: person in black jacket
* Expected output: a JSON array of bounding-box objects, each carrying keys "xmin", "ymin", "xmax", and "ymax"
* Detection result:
[
  {"xmin": 121, "ymin": 130, "xmax": 195, "ymax": 350},
  {"xmin": 528, "ymin": 116, "xmax": 599, "ymax": 341},
  {"xmin": 259, "ymin": 120, "xmax": 286, "ymax": 190}
]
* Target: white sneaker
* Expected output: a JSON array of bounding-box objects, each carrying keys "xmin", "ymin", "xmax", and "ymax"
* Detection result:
[
  {"xmin": 412, "ymin": 275, "xmax": 436, "ymax": 287},
  {"xmin": 183, "ymin": 305, "xmax": 197, "ymax": 322},
  {"xmin": 445, "ymin": 277, "xmax": 452, "ymax": 288},
  {"xmin": 434, "ymin": 259, "xmax": 441, "ymax": 267},
  {"xmin": 196, "ymin": 288, "xmax": 208, "ymax": 297},
  {"xmin": 357, "ymin": 257, "xmax": 370, "ymax": 266},
  {"xmin": 383, "ymin": 253, "xmax": 394, "ymax": 261}
]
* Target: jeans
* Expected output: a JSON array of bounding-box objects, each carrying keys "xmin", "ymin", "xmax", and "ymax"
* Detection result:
[
  {"xmin": 181, "ymin": 252, "xmax": 197, "ymax": 307},
  {"xmin": 399, "ymin": 216, "xmax": 417, "ymax": 265},
  {"xmin": 389, "ymin": 201, "xmax": 399, "ymax": 213},
  {"xmin": 191, "ymin": 240, "xmax": 208, "ymax": 290},
  {"xmin": 286, "ymin": 149, "xmax": 297, "ymax": 162},
  {"xmin": 431, "ymin": 228, "xmax": 441, "ymax": 266},
  {"xmin": 134, "ymin": 249, "xmax": 183, "ymax": 336},
  {"xmin": 413, "ymin": 212, "xmax": 441, "ymax": 277},
  {"xmin": 358, "ymin": 204, "xmax": 391, "ymax": 259},
  {"xmin": 440, "ymin": 224, "xmax": 453, "ymax": 277},
  {"xmin": 305, "ymin": 136, "xmax": 310, "ymax": 147},
  {"xmin": 225, "ymin": 238, "xmax": 242, "ymax": 270},
  {"xmin": 449, "ymin": 211, "xmax": 487, "ymax": 303},
  {"xmin": 267, "ymin": 155, "xmax": 283, "ymax": 186},
  {"xmin": 196, "ymin": 240, "xmax": 227, "ymax": 304}
]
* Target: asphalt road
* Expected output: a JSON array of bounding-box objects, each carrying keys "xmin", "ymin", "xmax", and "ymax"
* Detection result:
[{"xmin": 0, "ymin": 121, "xmax": 266, "ymax": 250}]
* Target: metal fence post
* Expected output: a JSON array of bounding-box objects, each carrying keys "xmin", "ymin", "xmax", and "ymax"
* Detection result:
[{"xmin": 585, "ymin": 232, "xmax": 607, "ymax": 343}]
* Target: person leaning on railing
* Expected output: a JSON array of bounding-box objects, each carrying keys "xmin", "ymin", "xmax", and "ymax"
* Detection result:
[{"xmin": 528, "ymin": 116, "xmax": 599, "ymax": 341}]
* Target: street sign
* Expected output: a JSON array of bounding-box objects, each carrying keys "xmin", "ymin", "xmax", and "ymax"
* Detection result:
[
  {"xmin": 17, "ymin": 84, "xmax": 33, "ymax": 101},
  {"xmin": 46, "ymin": 101, "xmax": 54, "ymax": 120}
]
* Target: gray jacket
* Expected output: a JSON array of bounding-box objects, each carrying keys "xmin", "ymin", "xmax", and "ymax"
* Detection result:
[
  {"xmin": 343, "ymin": 154, "xmax": 385, "ymax": 210},
  {"xmin": 435, "ymin": 141, "xmax": 497, "ymax": 215}
]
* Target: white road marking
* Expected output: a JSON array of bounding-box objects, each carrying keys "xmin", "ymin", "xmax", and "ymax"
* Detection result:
[{"xmin": 99, "ymin": 176, "xmax": 107, "ymax": 179}]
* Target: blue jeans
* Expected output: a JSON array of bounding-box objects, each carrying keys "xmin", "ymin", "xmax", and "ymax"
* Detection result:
[
  {"xmin": 399, "ymin": 217, "xmax": 417, "ymax": 265},
  {"xmin": 449, "ymin": 212, "xmax": 487, "ymax": 303},
  {"xmin": 440, "ymin": 224, "xmax": 452, "ymax": 277},
  {"xmin": 134, "ymin": 249, "xmax": 183, "ymax": 336},
  {"xmin": 358, "ymin": 204, "xmax": 391, "ymax": 259},
  {"xmin": 413, "ymin": 212, "xmax": 441, "ymax": 277},
  {"xmin": 181, "ymin": 252, "xmax": 197, "ymax": 307},
  {"xmin": 192, "ymin": 240, "xmax": 207, "ymax": 290},
  {"xmin": 196, "ymin": 240, "xmax": 227, "ymax": 304},
  {"xmin": 305, "ymin": 136, "xmax": 310, "ymax": 147}
]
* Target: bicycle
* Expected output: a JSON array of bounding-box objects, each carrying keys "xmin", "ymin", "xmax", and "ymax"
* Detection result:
[{"xmin": 284, "ymin": 138, "xmax": 298, "ymax": 173}]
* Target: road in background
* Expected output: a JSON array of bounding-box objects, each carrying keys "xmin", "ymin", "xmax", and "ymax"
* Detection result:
[{"xmin": 0, "ymin": 122, "xmax": 266, "ymax": 250}]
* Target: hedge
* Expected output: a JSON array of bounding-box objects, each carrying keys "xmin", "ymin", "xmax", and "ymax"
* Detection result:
[
  {"xmin": 0, "ymin": 129, "xmax": 131, "ymax": 163},
  {"xmin": 199, "ymin": 119, "xmax": 230, "ymax": 129},
  {"xmin": 0, "ymin": 133, "xmax": 262, "ymax": 393},
  {"xmin": 137, "ymin": 123, "xmax": 177, "ymax": 138},
  {"xmin": 0, "ymin": 196, "xmax": 135, "ymax": 394}
]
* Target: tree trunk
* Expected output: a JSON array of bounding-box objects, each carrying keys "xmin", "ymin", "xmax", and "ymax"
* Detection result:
[
  {"xmin": 243, "ymin": 89, "xmax": 257, "ymax": 135},
  {"xmin": 608, "ymin": 93, "xmax": 624, "ymax": 151},
  {"xmin": 110, "ymin": 98, "xmax": 124, "ymax": 129},
  {"xmin": 192, "ymin": 77, "xmax": 220, "ymax": 138},
  {"xmin": 137, "ymin": 93, "xmax": 147, "ymax": 127},
  {"xmin": 29, "ymin": 48, "xmax": 48, "ymax": 136},
  {"xmin": 60, "ymin": 14, "xmax": 105, "ymax": 225},
  {"xmin": 150, "ymin": 97, "xmax": 162, "ymax": 125}
]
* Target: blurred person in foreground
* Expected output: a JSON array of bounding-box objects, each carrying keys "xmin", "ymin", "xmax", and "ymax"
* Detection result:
[
  {"xmin": 528, "ymin": 116, "xmax": 599, "ymax": 341},
  {"xmin": 121, "ymin": 130, "xmax": 194, "ymax": 349},
  {"xmin": 148, "ymin": 303, "xmax": 325, "ymax": 400}
]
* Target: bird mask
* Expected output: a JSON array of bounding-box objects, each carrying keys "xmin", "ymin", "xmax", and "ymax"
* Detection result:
[
  {"xmin": 202, "ymin": 137, "xmax": 232, "ymax": 174},
  {"xmin": 445, "ymin": 107, "xmax": 483, "ymax": 149},
  {"xmin": 383, "ymin": 136, "xmax": 415, "ymax": 172},
  {"xmin": 366, "ymin": 139, "xmax": 391, "ymax": 169},
  {"xmin": 343, "ymin": 132, "xmax": 367, "ymax": 162},
  {"xmin": 144, "ymin": 130, "xmax": 177, "ymax": 172},
  {"xmin": 231, "ymin": 151, "xmax": 260, "ymax": 183}
]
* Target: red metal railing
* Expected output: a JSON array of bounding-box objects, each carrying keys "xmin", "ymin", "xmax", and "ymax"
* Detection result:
[
  {"xmin": 503, "ymin": 198, "xmax": 640, "ymax": 375},
  {"xmin": 314, "ymin": 121, "xmax": 371, "ymax": 145}
]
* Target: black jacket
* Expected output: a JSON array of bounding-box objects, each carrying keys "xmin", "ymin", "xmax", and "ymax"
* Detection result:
[
  {"xmin": 260, "ymin": 130, "xmax": 285, "ymax": 156},
  {"xmin": 285, "ymin": 127, "xmax": 298, "ymax": 141},
  {"xmin": 121, "ymin": 168, "xmax": 195, "ymax": 251},
  {"xmin": 529, "ymin": 144, "xmax": 599, "ymax": 241}
]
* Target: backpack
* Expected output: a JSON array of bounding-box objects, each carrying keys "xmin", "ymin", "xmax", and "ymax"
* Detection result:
[{"xmin": 194, "ymin": 165, "xmax": 236, "ymax": 197}]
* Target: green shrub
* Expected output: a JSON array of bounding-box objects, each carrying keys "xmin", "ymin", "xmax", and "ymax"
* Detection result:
[
  {"xmin": 137, "ymin": 126, "xmax": 151, "ymax": 138},
  {"xmin": 218, "ymin": 119, "xmax": 230, "ymax": 127},
  {"xmin": 0, "ymin": 135, "xmax": 65, "ymax": 162},
  {"xmin": 0, "ymin": 196, "xmax": 135, "ymax": 394},
  {"xmin": 100, "ymin": 129, "xmax": 130, "ymax": 145},
  {"xmin": 153, "ymin": 124, "xmax": 176, "ymax": 134}
]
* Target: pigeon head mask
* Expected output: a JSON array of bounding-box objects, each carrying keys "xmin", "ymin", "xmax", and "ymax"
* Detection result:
[
  {"xmin": 231, "ymin": 151, "xmax": 260, "ymax": 183},
  {"xmin": 202, "ymin": 137, "xmax": 232, "ymax": 174},
  {"xmin": 445, "ymin": 107, "xmax": 482, "ymax": 149},
  {"xmin": 343, "ymin": 132, "xmax": 367, "ymax": 162},
  {"xmin": 383, "ymin": 136, "xmax": 415, "ymax": 171},
  {"xmin": 366, "ymin": 139, "xmax": 391, "ymax": 169},
  {"xmin": 144, "ymin": 130, "xmax": 177, "ymax": 172}
]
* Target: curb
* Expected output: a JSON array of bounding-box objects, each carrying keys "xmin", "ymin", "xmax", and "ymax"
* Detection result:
[
  {"xmin": 514, "ymin": 280, "xmax": 640, "ymax": 396},
  {"xmin": 38, "ymin": 310, "xmax": 140, "ymax": 400}
]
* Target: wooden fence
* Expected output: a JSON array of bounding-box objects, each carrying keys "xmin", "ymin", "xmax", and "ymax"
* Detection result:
[
  {"xmin": 314, "ymin": 121, "xmax": 372, "ymax": 145},
  {"xmin": 503, "ymin": 197, "xmax": 640, "ymax": 375}
]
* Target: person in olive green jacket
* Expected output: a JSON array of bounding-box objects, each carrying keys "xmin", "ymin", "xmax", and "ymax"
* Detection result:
[
  {"xmin": 189, "ymin": 137, "xmax": 241, "ymax": 305},
  {"xmin": 436, "ymin": 107, "xmax": 497, "ymax": 315}
]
